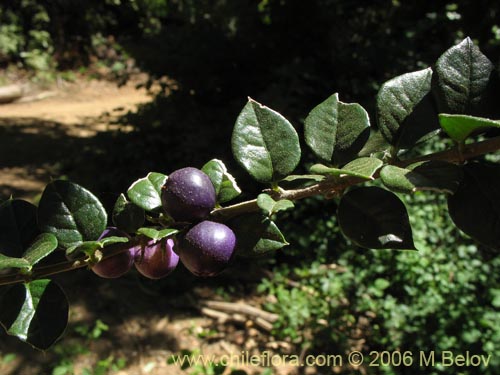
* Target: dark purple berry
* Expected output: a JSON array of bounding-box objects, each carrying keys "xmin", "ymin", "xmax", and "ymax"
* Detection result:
[
  {"xmin": 161, "ymin": 167, "xmax": 216, "ymax": 222},
  {"xmin": 91, "ymin": 227, "xmax": 136, "ymax": 279},
  {"xmin": 179, "ymin": 221, "xmax": 236, "ymax": 277},
  {"xmin": 134, "ymin": 238, "xmax": 179, "ymax": 279}
]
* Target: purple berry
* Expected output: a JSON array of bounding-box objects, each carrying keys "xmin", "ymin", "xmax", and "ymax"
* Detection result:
[
  {"xmin": 179, "ymin": 221, "xmax": 236, "ymax": 277},
  {"xmin": 161, "ymin": 167, "xmax": 216, "ymax": 222},
  {"xmin": 91, "ymin": 227, "xmax": 136, "ymax": 279},
  {"xmin": 134, "ymin": 238, "xmax": 179, "ymax": 279}
]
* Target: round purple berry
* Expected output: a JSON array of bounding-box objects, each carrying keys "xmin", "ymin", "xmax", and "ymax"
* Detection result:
[
  {"xmin": 91, "ymin": 227, "xmax": 136, "ymax": 279},
  {"xmin": 161, "ymin": 167, "xmax": 216, "ymax": 222},
  {"xmin": 134, "ymin": 238, "xmax": 179, "ymax": 279},
  {"xmin": 179, "ymin": 221, "xmax": 236, "ymax": 277}
]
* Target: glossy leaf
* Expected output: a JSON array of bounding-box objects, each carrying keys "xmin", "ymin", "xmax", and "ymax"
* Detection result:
[
  {"xmin": 310, "ymin": 157, "xmax": 383, "ymax": 180},
  {"xmin": 0, "ymin": 199, "xmax": 38, "ymax": 258},
  {"xmin": 66, "ymin": 236, "xmax": 129, "ymax": 258},
  {"xmin": 230, "ymin": 214, "xmax": 288, "ymax": 256},
  {"xmin": 448, "ymin": 162, "xmax": 500, "ymax": 249},
  {"xmin": 137, "ymin": 227, "xmax": 179, "ymax": 241},
  {"xmin": 112, "ymin": 194, "xmax": 145, "ymax": 233},
  {"xmin": 380, "ymin": 161, "xmax": 463, "ymax": 194},
  {"xmin": 338, "ymin": 187, "xmax": 416, "ymax": 250},
  {"xmin": 127, "ymin": 172, "xmax": 167, "ymax": 212},
  {"xmin": 377, "ymin": 68, "xmax": 433, "ymax": 148},
  {"xmin": 202, "ymin": 159, "xmax": 242, "ymax": 203},
  {"xmin": 438, "ymin": 114, "xmax": 500, "ymax": 142},
  {"xmin": 305, "ymin": 93, "xmax": 370, "ymax": 165},
  {"xmin": 0, "ymin": 279, "xmax": 69, "ymax": 350},
  {"xmin": 435, "ymin": 37, "xmax": 494, "ymax": 114},
  {"xmin": 232, "ymin": 98, "xmax": 301, "ymax": 183},
  {"xmin": 22, "ymin": 233, "xmax": 58, "ymax": 267},
  {"xmin": 38, "ymin": 180, "xmax": 107, "ymax": 249},
  {"xmin": 257, "ymin": 194, "xmax": 294, "ymax": 216}
]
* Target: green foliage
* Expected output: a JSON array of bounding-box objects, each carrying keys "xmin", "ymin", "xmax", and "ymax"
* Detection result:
[
  {"xmin": 337, "ymin": 187, "xmax": 417, "ymax": 250},
  {"xmin": 202, "ymin": 159, "xmax": 242, "ymax": 204},
  {"xmin": 305, "ymin": 93, "xmax": 370, "ymax": 165},
  {"xmin": 38, "ymin": 180, "xmax": 107, "ymax": 249},
  {"xmin": 439, "ymin": 114, "xmax": 500, "ymax": 142},
  {"xmin": 127, "ymin": 172, "xmax": 167, "ymax": 212},
  {"xmin": 232, "ymin": 98, "xmax": 301, "ymax": 184},
  {"xmin": 0, "ymin": 279, "xmax": 68, "ymax": 350},
  {"xmin": 260, "ymin": 192, "xmax": 499, "ymax": 374}
]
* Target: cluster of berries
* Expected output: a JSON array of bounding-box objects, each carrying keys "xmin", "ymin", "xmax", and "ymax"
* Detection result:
[{"xmin": 92, "ymin": 167, "xmax": 237, "ymax": 279}]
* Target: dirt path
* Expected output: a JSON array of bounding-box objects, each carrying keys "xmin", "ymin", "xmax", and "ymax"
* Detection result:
[{"xmin": 0, "ymin": 78, "xmax": 152, "ymax": 201}]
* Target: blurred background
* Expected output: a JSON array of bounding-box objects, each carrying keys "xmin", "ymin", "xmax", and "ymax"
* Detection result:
[{"xmin": 0, "ymin": 1, "xmax": 499, "ymax": 374}]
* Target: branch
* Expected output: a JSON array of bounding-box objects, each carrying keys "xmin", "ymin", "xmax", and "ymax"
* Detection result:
[
  {"xmin": 0, "ymin": 239, "xmax": 141, "ymax": 286},
  {"xmin": 1, "ymin": 136, "xmax": 498, "ymax": 286},
  {"xmin": 211, "ymin": 135, "xmax": 500, "ymax": 220}
]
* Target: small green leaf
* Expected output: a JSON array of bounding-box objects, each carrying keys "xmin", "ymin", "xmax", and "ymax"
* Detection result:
[
  {"xmin": 202, "ymin": 159, "xmax": 242, "ymax": 203},
  {"xmin": 0, "ymin": 254, "xmax": 29, "ymax": 270},
  {"xmin": 435, "ymin": 37, "xmax": 494, "ymax": 114},
  {"xmin": 438, "ymin": 114, "xmax": 500, "ymax": 142},
  {"xmin": 230, "ymin": 214, "xmax": 288, "ymax": 256},
  {"xmin": 22, "ymin": 233, "xmax": 58, "ymax": 267},
  {"xmin": 304, "ymin": 93, "xmax": 370, "ymax": 165},
  {"xmin": 112, "ymin": 194, "xmax": 145, "ymax": 233},
  {"xmin": 127, "ymin": 172, "xmax": 167, "ymax": 212},
  {"xmin": 136, "ymin": 227, "xmax": 178, "ymax": 241},
  {"xmin": 377, "ymin": 67, "xmax": 433, "ymax": 148},
  {"xmin": 380, "ymin": 161, "xmax": 463, "ymax": 194},
  {"xmin": 310, "ymin": 157, "xmax": 383, "ymax": 180},
  {"xmin": 256, "ymin": 194, "xmax": 294, "ymax": 216},
  {"xmin": 0, "ymin": 199, "xmax": 38, "ymax": 258},
  {"xmin": 448, "ymin": 162, "xmax": 500, "ymax": 249},
  {"xmin": 232, "ymin": 98, "xmax": 301, "ymax": 183},
  {"xmin": 337, "ymin": 187, "xmax": 416, "ymax": 250},
  {"xmin": 0, "ymin": 279, "xmax": 69, "ymax": 350},
  {"xmin": 282, "ymin": 174, "xmax": 325, "ymax": 182},
  {"xmin": 66, "ymin": 236, "xmax": 129, "ymax": 258},
  {"xmin": 38, "ymin": 180, "xmax": 107, "ymax": 249},
  {"xmin": 357, "ymin": 130, "xmax": 391, "ymax": 157}
]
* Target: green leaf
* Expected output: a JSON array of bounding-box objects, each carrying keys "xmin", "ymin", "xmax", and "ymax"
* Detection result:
[
  {"xmin": 112, "ymin": 194, "xmax": 145, "ymax": 233},
  {"xmin": 65, "ymin": 236, "xmax": 129, "ymax": 258},
  {"xmin": 357, "ymin": 130, "xmax": 391, "ymax": 157},
  {"xmin": 282, "ymin": 174, "xmax": 325, "ymax": 182},
  {"xmin": 0, "ymin": 199, "xmax": 38, "ymax": 258},
  {"xmin": 256, "ymin": 194, "xmax": 294, "ymax": 216},
  {"xmin": 435, "ymin": 37, "xmax": 494, "ymax": 114},
  {"xmin": 380, "ymin": 161, "xmax": 463, "ymax": 194},
  {"xmin": 127, "ymin": 172, "xmax": 167, "ymax": 212},
  {"xmin": 438, "ymin": 114, "xmax": 500, "ymax": 143},
  {"xmin": 230, "ymin": 214, "xmax": 288, "ymax": 256},
  {"xmin": 448, "ymin": 162, "xmax": 500, "ymax": 249},
  {"xmin": 201, "ymin": 159, "xmax": 242, "ymax": 203},
  {"xmin": 232, "ymin": 98, "xmax": 301, "ymax": 183},
  {"xmin": 38, "ymin": 180, "xmax": 107, "ymax": 249},
  {"xmin": 304, "ymin": 93, "xmax": 370, "ymax": 165},
  {"xmin": 310, "ymin": 157, "xmax": 383, "ymax": 180},
  {"xmin": 22, "ymin": 233, "xmax": 58, "ymax": 267},
  {"xmin": 0, "ymin": 279, "xmax": 69, "ymax": 350},
  {"xmin": 136, "ymin": 227, "xmax": 178, "ymax": 241},
  {"xmin": 337, "ymin": 186, "xmax": 416, "ymax": 250},
  {"xmin": 0, "ymin": 254, "xmax": 29, "ymax": 270},
  {"xmin": 304, "ymin": 93, "xmax": 338, "ymax": 162},
  {"xmin": 377, "ymin": 67, "xmax": 433, "ymax": 148}
]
